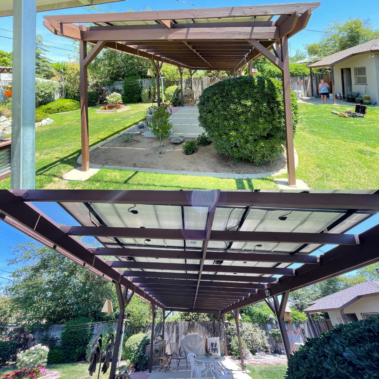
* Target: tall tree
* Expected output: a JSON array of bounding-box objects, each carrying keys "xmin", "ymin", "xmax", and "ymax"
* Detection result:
[
  {"xmin": 36, "ymin": 35, "xmax": 54, "ymax": 79},
  {"xmin": 306, "ymin": 18, "xmax": 379, "ymax": 58},
  {"xmin": 0, "ymin": 50, "xmax": 12, "ymax": 67}
]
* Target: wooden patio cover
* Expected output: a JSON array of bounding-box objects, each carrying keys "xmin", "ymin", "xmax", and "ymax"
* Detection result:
[
  {"xmin": 43, "ymin": 2, "xmax": 320, "ymax": 186},
  {"xmin": 1, "ymin": 189, "xmax": 379, "ymax": 372}
]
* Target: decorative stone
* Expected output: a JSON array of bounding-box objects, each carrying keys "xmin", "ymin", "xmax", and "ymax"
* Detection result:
[
  {"xmin": 41, "ymin": 120, "xmax": 48, "ymax": 126},
  {"xmin": 0, "ymin": 116, "xmax": 8, "ymax": 122}
]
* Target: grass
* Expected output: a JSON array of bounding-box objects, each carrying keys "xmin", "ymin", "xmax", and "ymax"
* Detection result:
[
  {"xmin": 246, "ymin": 363, "xmax": 287, "ymax": 379},
  {"xmin": 2, "ymin": 101, "xmax": 378, "ymax": 190},
  {"xmin": 0, "ymin": 103, "xmax": 277, "ymax": 190},
  {"xmin": 278, "ymin": 102, "xmax": 379, "ymax": 189},
  {"xmin": 0, "ymin": 362, "xmax": 116, "ymax": 379}
]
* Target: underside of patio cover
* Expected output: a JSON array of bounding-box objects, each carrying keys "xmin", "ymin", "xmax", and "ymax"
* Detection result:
[
  {"xmin": 43, "ymin": 2, "xmax": 320, "ymax": 71},
  {"xmin": 1, "ymin": 190, "xmax": 379, "ymax": 314}
]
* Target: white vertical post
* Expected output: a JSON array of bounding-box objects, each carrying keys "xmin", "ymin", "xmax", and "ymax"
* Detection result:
[
  {"xmin": 118, "ymin": 320, "xmax": 127, "ymax": 366},
  {"xmin": 11, "ymin": 0, "xmax": 36, "ymax": 189}
]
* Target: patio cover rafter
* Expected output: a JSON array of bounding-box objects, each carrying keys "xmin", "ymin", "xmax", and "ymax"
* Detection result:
[{"xmin": 2, "ymin": 189, "xmax": 379, "ymax": 317}]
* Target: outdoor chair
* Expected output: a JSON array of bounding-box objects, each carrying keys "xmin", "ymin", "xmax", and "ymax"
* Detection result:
[
  {"xmin": 171, "ymin": 350, "xmax": 188, "ymax": 371},
  {"xmin": 214, "ymin": 362, "xmax": 233, "ymax": 379},
  {"xmin": 187, "ymin": 352, "xmax": 206, "ymax": 379}
]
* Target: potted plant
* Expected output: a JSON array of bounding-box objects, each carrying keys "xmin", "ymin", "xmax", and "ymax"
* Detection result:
[
  {"xmin": 355, "ymin": 95, "xmax": 363, "ymax": 104},
  {"xmin": 363, "ymin": 94, "xmax": 371, "ymax": 105}
]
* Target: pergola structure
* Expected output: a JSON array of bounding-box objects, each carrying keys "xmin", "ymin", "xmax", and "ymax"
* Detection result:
[
  {"xmin": 44, "ymin": 2, "xmax": 321, "ymax": 186},
  {"xmin": 1, "ymin": 189, "xmax": 379, "ymax": 376}
]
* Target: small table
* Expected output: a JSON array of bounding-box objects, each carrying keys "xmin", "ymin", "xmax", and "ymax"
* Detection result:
[{"xmin": 194, "ymin": 355, "xmax": 225, "ymax": 378}]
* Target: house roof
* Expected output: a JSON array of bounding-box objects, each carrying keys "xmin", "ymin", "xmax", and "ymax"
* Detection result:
[
  {"xmin": 304, "ymin": 281, "xmax": 379, "ymax": 313},
  {"xmin": 0, "ymin": 0, "xmax": 124, "ymax": 17},
  {"xmin": 308, "ymin": 39, "xmax": 379, "ymax": 68},
  {"xmin": 0, "ymin": 67, "xmax": 12, "ymax": 73}
]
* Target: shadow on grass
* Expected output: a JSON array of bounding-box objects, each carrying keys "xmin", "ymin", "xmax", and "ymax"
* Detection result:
[{"xmin": 36, "ymin": 120, "xmax": 143, "ymax": 177}]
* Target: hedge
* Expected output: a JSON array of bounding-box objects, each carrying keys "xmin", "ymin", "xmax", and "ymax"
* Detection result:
[
  {"xmin": 47, "ymin": 349, "xmax": 64, "ymax": 364},
  {"xmin": 36, "ymin": 99, "xmax": 80, "ymax": 115},
  {"xmin": 123, "ymin": 77, "xmax": 142, "ymax": 103},
  {"xmin": 164, "ymin": 85, "xmax": 178, "ymax": 103},
  {"xmin": 286, "ymin": 315, "xmax": 379, "ymax": 378},
  {"xmin": 123, "ymin": 333, "xmax": 149, "ymax": 371},
  {"xmin": 0, "ymin": 341, "xmax": 19, "ymax": 366},
  {"xmin": 198, "ymin": 75, "xmax": 298, "ymax": 165},
  {"xmin": 88, "ymin": 91, "xmax": 100, "ymax": 107}
]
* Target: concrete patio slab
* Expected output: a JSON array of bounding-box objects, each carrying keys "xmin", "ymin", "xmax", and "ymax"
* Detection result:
[
  {"xmin": 171, "ymin": 106, "xmax": 204, "ymax": 138},
  {"xmin": 274, "ymin": 179, "xmax": 309, "ymax": 190},
  {"xmin": 147, "ymin": 357, "xmax": 251, "ymax": 379},
  {"xmin": 63, "ymin": 166, "xmax": 101, "ymax": 181}
]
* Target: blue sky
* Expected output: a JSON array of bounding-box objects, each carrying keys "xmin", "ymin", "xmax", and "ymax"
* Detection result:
[
  {"xmin": 0, "ymin": 0, "xmax": 379, "ymax": 62},
  {"xmin": 1, "ymin": 202, "xmax": 379, "ymax": 287}
]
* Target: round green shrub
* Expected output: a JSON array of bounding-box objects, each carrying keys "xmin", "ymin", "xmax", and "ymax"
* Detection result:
[
  {"xmin": 36, "ymin": 99, "xmax": 80, "ymax": 115},
  {"xmin": 123, "ymin": 333, "xmax": 150, "ymax": 370},
  {"xmin": 183, "ymin": 140, "xmax": 197, "ymax": 155},
  {"xmin": 0, "ymin": 341, "xmax": 19, "ymax": 366},
  {"xmin": 164, "ymin": 85, "xmax": 178, "ymax": 103},
  {"xmin": 35, "ymin": 110, "xmax": 48, "ymax": 122},
  {"xmin": 198, "ymin": 76, "xmax": 298, "ymax": 166},
  {"xmin": 88, "ymin": 91, "xmax": 100, "ymax": 107},
  {"xmin": 286, "ymin": 315, "xmax": 379, "ymax": 378},
  {"xmin": 171, "ymin": 87, "xmax": 182, "ymax": 106},
  {"xmin": 123, "ymin": 77, "xmax": 142, "ymax": 103},
  {"xmin": 47, "ymin": 348, "xmax": 64, "ymax": 364}
]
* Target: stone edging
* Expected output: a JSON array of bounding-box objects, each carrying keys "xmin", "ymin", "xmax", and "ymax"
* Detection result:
[{"xmin": 95, "ymin": 106, "xmax": 131, "ymax": 113}]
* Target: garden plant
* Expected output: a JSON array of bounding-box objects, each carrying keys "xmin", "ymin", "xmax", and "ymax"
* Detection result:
[
  {"xmin": 286, "ymin": 315, "xmax": 379, "ymax": 378},
  {"xmin": 149, "ymin": 106, "xmax": 172, "ymax": 154},
  {"xmin": 182, "ymin": 140, "xmax": 197, "ymax": 155},
  {"xmin": 122, "ymin": 333, "xmax": 149, "ymax": 371},
  {"xmin": 16, "ymin": 344, "xmax": 49, "ymax": 369},
  {"xmin": 198, "ymin": 75, "xmax": 298, "ymax": 165},
  {"xmin": 122, "ymin": 77, "xmax": 142, "ymax": 103}
]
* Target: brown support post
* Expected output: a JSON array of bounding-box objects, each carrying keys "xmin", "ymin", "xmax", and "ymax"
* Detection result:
[
  {"xmin": 310, "ymin": 67, "xmax": 314, "ymax": 97},
  {"xmin": 280, "ymin": 35, "xmax": 296, "ymax": 186},
  {"xmin": 273, "ymin": 295, "xmax": 291, "ymax": 360},
  {"xmin": 109, "ymin": 284, "xmax": 128, "ymax": 379},
  {"xmin": 331, "ymin": 65, "xmax": 336, "ymax": 105},
  {"xmin": 149, "ymin": 304, "xmax": 156, "ymax": 373},
  {"xmin": 162, "ymin": 309, "xmax": 165, "ymax": 341},
  {"xmin": 233, "ymin": 309, "xmax": 245, "ymax": 371},
  {"xmin": 222, "ymin": 313, "xmax": 228, "ymax": 356},
  {"xmin": 79, "ymin": 40, "xmax": 90, "ymax": 172},
  {"xmin": 340, "ymin": 310, "xmax": 348, "ymax": 324},
  {"xmin": 179, "ymin": 67, "xmax": 184, "ymax": 106}
]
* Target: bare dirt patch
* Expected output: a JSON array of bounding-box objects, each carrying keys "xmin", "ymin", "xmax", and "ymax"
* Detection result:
[{"xmin": 89, "ymin": 134, "xmax": 288, "ymax": 175}]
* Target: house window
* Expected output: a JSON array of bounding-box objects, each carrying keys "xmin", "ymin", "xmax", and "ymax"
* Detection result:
[
  {"xmin": 354, "ymin": 67, "xmax": 367, "ymax": 84},
  {"xmin": 361, "ymin": 312, "xmax": 378, "ymax": 319}
]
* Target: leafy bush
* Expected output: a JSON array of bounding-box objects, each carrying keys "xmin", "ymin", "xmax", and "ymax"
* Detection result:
[
  {"xmin": 35, "ymin": 110, "xmax": 48, "ymax": 122},
  {"xmin": 183, "ymin": 140, "xmax": 197, "ymax": 155},
  {"xmin": 47, "ymin": 348, "xmax": 64, "ymax": 364},
  {"xmin": 198, "ymin": 76, "xmax": 298, "ymax": 165},
  {"xmin": 16, "ymin": 344, "xmax": 49, "ymax": 369},
  {"xmin": 197, "ymin": 133, "xmax": 211, "ymax": 146},
  {"xmin": 123, "ymin": 333, "xmax": 150, "ymax": 370},
  {"xmin": 36, "ymin": 99, "xmax": 80, "ymax": 114},
  {"xmin": 95, "ymin": 86, "xmax": 109, "ymax": 104},
  {"xmin": 123, "ymin": 77, "xmax": 142, "ymax": 103},
  {"xmin": 0, "ymin": 366, "xmax": 46, "ymax": 379},
  {"xmin": 0, "ymin": 341, "xmax": 19, "ymax": 366},
  {"xmin": 149, "ymin": 106, "xmax": 172, "ymax": 151},
  {"xmin": 106, "ymin": 92, "xmax": 123, "ymax": 105},
  {"xmin": 289, "ymin": 308, "xmax": 307, "ymax": 323},
  {"xmin": 230, "ymin": 336, "xmax": 249, "ymax": 358},
  {"xmin": 269, "ymin": 328, "xmax": 282, "ymax": 342},
  {"xmin": 88, "ymin": 91, "xmax": 100, "ymax": 107},
  {"xmin": 141, "ymin": 88, "xmax": 151, "ymax": 103},
  {"xmin": 226, "ymin": 322, "xmax": 268, "ymax": 354},
  {"xmin": 286, "ymin": 315, "xmax": 379, "ymax": 379},
  {"xmin": 39, "ymin": 334, "xmax": 59, "ymax": 350},
  {"xmin": 164, "ymin": 85, "xmax": 178, "ymax": 103},
  {"xmin": 35, "ymin": 81, "xmax": 58, "ymax": 106},
  {"xmin": 60, "ymin": 317, "xmax": 93, "ymax": 362},
  {"xmin": 171, "ymin": 87, "xmax": 182, "ymax": 106}
]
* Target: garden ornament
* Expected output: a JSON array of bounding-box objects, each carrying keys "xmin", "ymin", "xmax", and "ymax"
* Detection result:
[
  {"xmin": 101, "ymin": 299, "xmax": 113, "ymax": 315},
  {"xmin": 88, "ymin": 333, "xmax": 115, "ymax": 378}
]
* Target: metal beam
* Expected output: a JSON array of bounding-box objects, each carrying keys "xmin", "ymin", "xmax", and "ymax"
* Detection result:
[
  {"xmin": 18, "ymin": 191, "xmax": 379, "ymax": 210},
  {"xmin": 61, "ymin": 226, "xmax": 358, "ymax": 245}
]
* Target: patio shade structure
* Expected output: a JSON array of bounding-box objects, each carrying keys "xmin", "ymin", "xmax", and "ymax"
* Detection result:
[
  {"xmin": 2, "ymin": 0, "xmax": 125, "ymax": 190},
  {"xmin": 43, "ymin": 1, "xmax": 321, "ymax": 186},
  {"xmin": 1, "ymin": 189, "xmax": 379, "ymax": 373}
]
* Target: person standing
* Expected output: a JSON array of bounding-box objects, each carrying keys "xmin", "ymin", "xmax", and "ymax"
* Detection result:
[{"xmin": 319, "ymin": 79, "xmax": 329, "ymax": 104}]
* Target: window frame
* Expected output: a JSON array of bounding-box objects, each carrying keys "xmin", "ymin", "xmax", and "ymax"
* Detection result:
[{"xmin": 354, "ymin": 67, "xmax": 367, "ymax": 85}]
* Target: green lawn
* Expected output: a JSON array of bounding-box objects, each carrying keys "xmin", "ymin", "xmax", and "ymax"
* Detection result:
[
  {"xmin": 0, "ymin": 362, "xmax": 117, "ymax": 379},
  {"xmin": 246, "ymin": 363, "xmax": 287, "ymax": 379},
  {"xmin": 0, "ymin": 103, "xmax": 277, "ymax": 190},
  {"xmin": 285, "ymin": 102, "xmax": 379, "ymax": 189},
  {"xmin": 1, "ymin": 102, "xmax": 378, "ymax": 190}
]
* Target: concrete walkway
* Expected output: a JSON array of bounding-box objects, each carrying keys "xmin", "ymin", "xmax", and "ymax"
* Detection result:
[
  {"xmin": 147, "ymin": 357, "xmax": 251, "ymax": 379},
  {"xmin": 171, "ymin": 106, "xmax": 204, "ymax": 138}
]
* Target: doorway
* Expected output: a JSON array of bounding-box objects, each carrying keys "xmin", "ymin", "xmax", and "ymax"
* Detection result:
[{"xmin": 341, "ymin": 68, "xmax": 352, "ymax": 98}]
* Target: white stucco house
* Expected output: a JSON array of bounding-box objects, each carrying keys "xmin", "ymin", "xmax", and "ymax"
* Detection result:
[
  {"xmin": 308, "ymin": 39, "xmax": 379, "ymax": 105},
  {"xmin": 304, "ymin": 281, "xmax": 379, "ymax": 326}
]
